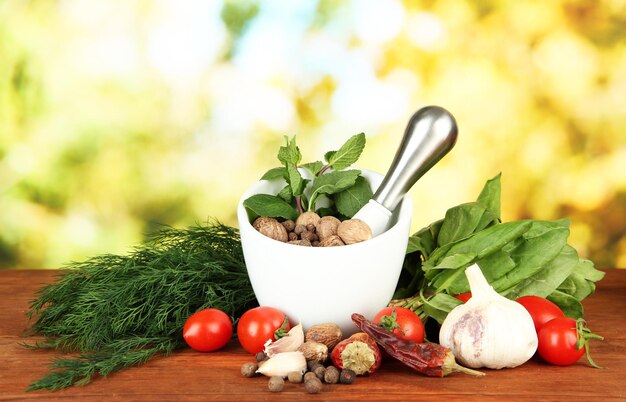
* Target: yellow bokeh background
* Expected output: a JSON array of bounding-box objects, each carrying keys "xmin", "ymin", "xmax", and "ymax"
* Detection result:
[{"xmin": 1, "ymin": 0, "xmax": 625, "ymax": 270}]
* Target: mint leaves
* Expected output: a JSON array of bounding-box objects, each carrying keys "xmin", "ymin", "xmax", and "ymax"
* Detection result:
[
  {"xmin": 335, "ymin": 176, "xmax": 374, "ymax": 217},
  {"xmin": 323, "ymin": 133, "xmax": 366, "ymax": 171},
  {"xmin": 243, "ymin": 194, "xmax": 298, "ymax": 221},
  {"xmin": 244, "ymin": 134, "xmax": 372, "ymax": 221}
]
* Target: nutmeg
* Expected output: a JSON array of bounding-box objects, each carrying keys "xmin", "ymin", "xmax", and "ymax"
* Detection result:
[
  {"xmin": 253, "ymin": 217, "xmax": 288, "ymax": 242},
  {"xmin": 295, "ymin": 211, "xmax": 321, "ymax": 228},
  {"xmin": 336, "ymin": 219, "xmax": 372, "ymax": 245},
  {"xmin": 298, "ymin": 341, "xmax": 328, "ymax": 363},
  {"xmin": 305, "ymin": 323, "xmax": 343, "ymax": 351},
  {"xmin": 315, "ymin": 216, "xmax": 341, "ymax": 241},
  {"xmin": 318, "ymin": 235, "xmax": 344, "ymax": 247}
]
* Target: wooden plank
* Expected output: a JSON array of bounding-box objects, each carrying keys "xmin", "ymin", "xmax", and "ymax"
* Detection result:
[{"xmin": 1, "ymin": 269, "xmax": 624, "ymax": 401}]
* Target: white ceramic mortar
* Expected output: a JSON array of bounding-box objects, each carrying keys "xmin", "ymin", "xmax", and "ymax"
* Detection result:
[{"xmin": 237, "ymin": 169, "xmax": 413, "ymax": 335}]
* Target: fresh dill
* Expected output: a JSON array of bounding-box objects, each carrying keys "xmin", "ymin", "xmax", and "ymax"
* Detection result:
[{"xmin": 25, "ymin": 221, "xmax": 257, "ymax": 391}]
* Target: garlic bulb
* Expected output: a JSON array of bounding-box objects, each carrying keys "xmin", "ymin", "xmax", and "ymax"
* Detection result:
[
  {"xmin": 264, "ymin": 322, "xmax": 304, "ymax": 357},
  {"xmin": 439, "ymin": 263, "xmax": 538, "ymax": 369},
  {"xmin": 256, "ymin": 351, "xmax": 307, "ymax": 377}
]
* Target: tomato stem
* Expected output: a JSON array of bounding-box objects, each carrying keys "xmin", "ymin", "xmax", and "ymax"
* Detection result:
[
  {"xmin": 575, "ymin": 318, "xmax": 604, "ymax": 369},
  {"xmin": 377, "ymin": 309, "xmax": 405, "ymax": 335},
  {"xmin": 274, "ymin": 317, "xmax": 290, "ymax": 339}
]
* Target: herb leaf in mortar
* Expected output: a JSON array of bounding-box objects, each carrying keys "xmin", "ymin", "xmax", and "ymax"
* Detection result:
[
  {"xmin": 260, "ymin": 167, "xmax": 287, "ymax": 181},
  {"xmin": 392, "ymin": 174, "xmax": 604, "ymax": 322},
  {"xmin": 243, "ymin": 194, "xmax": 299, "ymax": 221},
  {"xmin": 335, "ymin": 176, "xmax": 374, "ymax": 218},
  {"xmin": 307, "ymin": 169, "xmax": 361, "ymax": 212},
  {"xmin": 323, "ymin": 132, "xmax": 366, "ymax": 172},
  {"xmin": 247, "ymin": 133, "xmax": 371, "ymax": 220}
]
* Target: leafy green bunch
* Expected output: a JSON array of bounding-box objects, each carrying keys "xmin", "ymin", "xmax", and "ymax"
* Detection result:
[
  {"xmin": 392, "ymin": 174, "xmax": 605, "ymax": 323},
  {"xmin": 243, "ymin": 134, "xmax": 373, "ymax": 221},
  {"xmin": 25, "ymin": 222, "xmax": 257, "ymax": 391}
]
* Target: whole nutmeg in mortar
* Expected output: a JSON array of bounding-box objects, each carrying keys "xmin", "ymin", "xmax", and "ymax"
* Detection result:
[
  {"xmin": 295, "ymin": 211, "xmax": 321, "ymax": 228},
  {"xmin": 305, "ymin": 323, "xmax": 343, "ymax": 351},
  {"xmin": 315, "ymin": 216, "xmax": 341, "ymax": 241},
  {"xmin": 253, "ymin": 217, "xmax": 288, "ymax": 242},
  {"xmin": 318, "ymin": 235, "xmax": 344, "ymax": 247},
  {"xmin": 298, "ymin": 341, "xmax": 328, "ymax": 363},
  {"xmin": 337, "ymin": 219, "xmax": 372, "ymax": 245}
]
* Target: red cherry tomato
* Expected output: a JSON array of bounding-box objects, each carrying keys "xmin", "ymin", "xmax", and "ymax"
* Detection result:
[
  {"xmin": 454, "ymin": 292, "xmax": 472, "ymax": 303},
  {"xmin": 373, "ymin": 306, "xmax": 425, "ymax": 343},
  {"xmin": 537, "ymin": 317, "xmax": 584, "ymax": 365},
  {"xmin": 516, "ymin": 295, "xmax": 565, "ymax": 333},
  {"xmin": 237, "ymin": 306, "xmax": 290, "ymax": 354},
  {"xmin": 537, "ymin": 317, "xmax": 603, "ymax": 367},
  {"xmin": 183, "ymin": 308, "xmax": 233, "ymax": 352}
]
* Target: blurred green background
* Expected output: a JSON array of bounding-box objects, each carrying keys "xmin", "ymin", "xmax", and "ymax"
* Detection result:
[{"xmin": 1, "ymin": 0, "xmax": 625, "ymax": 270}]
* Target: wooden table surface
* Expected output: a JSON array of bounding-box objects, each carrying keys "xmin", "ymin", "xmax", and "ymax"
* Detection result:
[{"xmin": 1, "ymin": 269, "xmax": 625, "ymax": 401}]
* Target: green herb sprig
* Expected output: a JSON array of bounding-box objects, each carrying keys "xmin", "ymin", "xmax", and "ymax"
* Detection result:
[
  {"xmin": 243, "ymin": 134, "xmax": 372, "ymax": 220},
  {"xmin": 392, "ymin": 174, "xmax": 605, "ymax": 323},
  {"xmin": 25, "ymin": 222, "xmax": 257, "ymax": 391}
]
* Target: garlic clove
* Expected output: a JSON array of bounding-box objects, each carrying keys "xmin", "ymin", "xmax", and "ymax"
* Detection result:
[
  {"xmin": 264, "ymin": 322, "xmax": 304, "ymax": 357},
  {"xmin": 256, "ymin": 351, "xmax": 307, "ymax": 377}
]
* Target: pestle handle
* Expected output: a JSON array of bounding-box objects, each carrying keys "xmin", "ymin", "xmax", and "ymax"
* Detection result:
[{"xmin": 372, "ymin": 106, "xmax": 458, "ymax": 212}]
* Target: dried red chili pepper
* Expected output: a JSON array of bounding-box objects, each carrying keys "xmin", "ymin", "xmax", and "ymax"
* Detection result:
[
  {"xmin": 330, "ymin": 332, "xmax": 382, "ymax": 375},
  {"xmin": 351, "ymin": 313, "xmax": 484, "ymax": 377}
]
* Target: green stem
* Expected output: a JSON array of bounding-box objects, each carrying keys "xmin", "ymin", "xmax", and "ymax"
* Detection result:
[{"xmin": 576, "ymin": 318, "xmax": 604, "ymax": 369}]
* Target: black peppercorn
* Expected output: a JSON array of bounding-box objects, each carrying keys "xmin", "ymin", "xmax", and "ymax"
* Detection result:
[
  {"xmin": 282, "ymin": 220, "xmax": 296, "ymax": 232},
  {"xmin": 339, "ymin": 368, "xmax": 356, "ymax": 384},
  {"xmin": 294, "ymin": 224, "xmax": 306, "ymax": 235}
]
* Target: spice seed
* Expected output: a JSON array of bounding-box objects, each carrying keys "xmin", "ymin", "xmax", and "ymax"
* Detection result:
[
  {"xmin": 304, "ymin": 378, "xmax": 323, "ymax": 394},
  {"xmin": 287, "ymin": 371, "xmax": 303, "ymax": 383},
  {"xmin": 268, "ymin": 376, "xmax": 284, "ymax": 392},
  {"xmin": 307, "ymin": 361, "xmax": 323, "ymax": 372},
  {"xmin": 313, "ymin": 365, "xmax": 326, "ymax": 380},
  {"xmin": 339, "ymin": 368, "xmax": 356, "ymax": 384},
  {"xmin": 241, "ymin": 362, "xmax": 258, "ymax": 378},
  {"xmin": 324, "ymin": 366, "xmax": 340, "ymax": 384}
]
